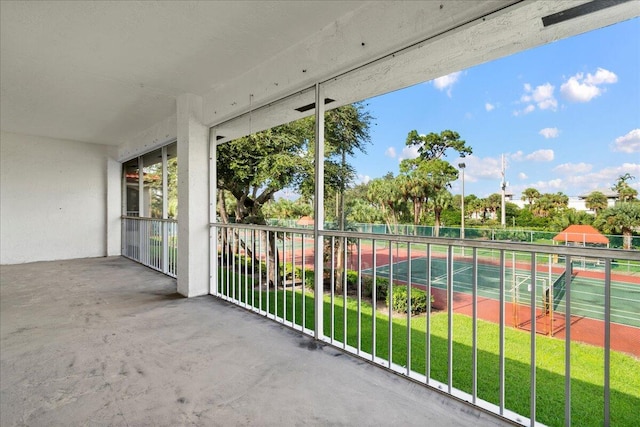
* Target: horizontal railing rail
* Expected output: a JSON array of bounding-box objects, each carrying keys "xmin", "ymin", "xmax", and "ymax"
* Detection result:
[
  {"xmin": 265, "ymin": 219, "xmax": 640, "ymax": 250},
  {"xmin": 212, "ymin": 221, "xmax": 640, "ymax": 427},
  {"xmin": 122, "ymin": 216, "xmax": 177, "ymax": 278}
]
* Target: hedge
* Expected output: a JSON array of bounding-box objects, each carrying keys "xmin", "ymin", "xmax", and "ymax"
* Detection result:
[{"xmin": 386, "ymin": 285, "xmax": 433, "ymax": 315}]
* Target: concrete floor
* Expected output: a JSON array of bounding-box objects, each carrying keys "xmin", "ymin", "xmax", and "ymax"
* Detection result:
[{"xmin": 1, "ymin": 257, "xmax": 514, "ymax": 426}]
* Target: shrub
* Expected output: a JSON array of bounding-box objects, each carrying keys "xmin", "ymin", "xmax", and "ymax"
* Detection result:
[
  {"xmin": 362, "ymin": 276, "xmax": 389, "ymax": 301},
  {"xmin": 303, "ymin": 268, "xmax": 315, "ymax": 289},
  {"xmin": 346, "ymin": 270, "xmax": 359, "ymax": 291},
  {"xmin": 386, "ymin": 285, "xmax": 433, "ymax": 315}
]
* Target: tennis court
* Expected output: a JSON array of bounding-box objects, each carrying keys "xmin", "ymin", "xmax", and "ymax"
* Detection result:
[{"xmin": 367, "ymin": 255, "xmax": 640, "ymax": 329}]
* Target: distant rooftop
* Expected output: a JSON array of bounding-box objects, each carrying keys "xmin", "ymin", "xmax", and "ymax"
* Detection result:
[{"xmin": 578, "ymin": 188, "xmax": 618, "ymax": 199}]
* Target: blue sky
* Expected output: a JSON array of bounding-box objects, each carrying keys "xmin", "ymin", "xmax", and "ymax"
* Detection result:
[{"xmin": 351, "ymin": 17, "xmax": 640, "ymax": 200}]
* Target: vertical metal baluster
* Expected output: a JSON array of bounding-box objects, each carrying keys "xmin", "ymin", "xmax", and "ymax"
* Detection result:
[
  {"xmin": 229, "ymin": 227, "xmax": 233, "ymax": 298},
  {"xmin": 331, "ymin": 235, "xmax": 335, "ymax": 344},
  {"xmin": 426, "ymin": 244, "xmax": 432, "ymax": 382},
  {"xmin": 372, "ymin": 239, "xmax": 377, "ymax": 362},
  {"xmin": 142, "ymin": 221, "xmax": 146, "ymax": 265},
  {"xmin": 301, "ymin": 234, "xmax": 306, "ymax": 332},
  {"xmin": 243, "ymin": 228, "xmax": 249, "ymax": 308},
  {"xmin": 266, "ymin": 230, "xmax": 270, "ymax": 316},
  {"xmin": 153, "ymin": 221, "xmax": 156, "ymax": 269},
  {"xmin": 565, "ymin": 255, "xmax": 572, "ymax": 426},
  {"xmin": 604, "ymin": 258, "xmax": 611, "ymax": 426},
  {"xmin": 283, "ymin": 231, "xmax": 287, "ymax": 322},
  {"xmin": 251, "ymin": 229, "xmax": 255, "ymax": 310},
  {"xmin": 357, "ymin": 238, "xmax": 362, "ymax": 355},
  {"xmin": 530, "ymin": 252, "xmax": 537, "ymax": 424},
  {"xmin": 258, "ymin": 229, "xmax": 263, "ymax": 313},
  {"xmin": 388, "ymin": 240, "xmax": 393, "ymax": 368},
  {"xmin": 234, "ymin": 227, "xmax": 238, "ymax": 300},
  {"xmin": 237, "ymin": 229, "xmax": 242, "ymax": 301},
  {"xmin": 146, "ymin": 221, "xmax": 150, "ymax": 266},
  {"xmin": 273, "ymin": 231, "xmax": 284, "ymax": 320},
  {"xmin": 292, "ymin": 231, "xmax": 296, "ymax": 328},
  {"xmin": 447, "ymin": 245, "xmax": 453, "ymax": 393},
  {"xmin": 343, "ymin": 236, "xmax": 347, "ymax": 349},
  {"xmin": 499, "ymin": 249, "xmax": 505, "ymax": 416},
  {"xmin": 406, "ymin": 243, "xmax": 412, "ymax": 375},
  {"xmin": 472, "ymin": 247, "xmax": 478, "ymax": 403}
]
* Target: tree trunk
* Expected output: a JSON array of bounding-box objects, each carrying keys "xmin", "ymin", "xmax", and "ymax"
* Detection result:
[
  {"xmin": 218, "ymin": 191, "xmax": 232, "ymax": 262},
  {"xmin": 413, "ymin": 198, "xmax": 420, "ymax": 226},
  {"xmin": 260, "ymin": 229, "xmax": 279, "ymax": 287},
  {"xmin": 623, "ymin": 229, "xmax": 632, "ymax": 250}
]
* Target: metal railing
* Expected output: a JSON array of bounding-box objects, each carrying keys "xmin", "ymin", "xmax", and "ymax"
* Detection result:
[
  {"xmin": 265, "ymin": 219, "xmax": 640, "ymax": 251},
  {"xmin": 212, "ymin": 221, "xmax": 640, "ymax": 426},
  {"xmin": 122, "ymin": 216, "xmax": 177, "ymax": 277}
]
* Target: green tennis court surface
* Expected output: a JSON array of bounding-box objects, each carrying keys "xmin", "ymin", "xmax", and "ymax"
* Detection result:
[{"xmin": 365, "ymin": 256, "xmax": 640, "ymax": 328}]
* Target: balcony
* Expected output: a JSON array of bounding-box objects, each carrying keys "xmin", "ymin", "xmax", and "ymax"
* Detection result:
[{"xmin": 0, "ymin": 256, "xmax": 511, "ymax": 426}]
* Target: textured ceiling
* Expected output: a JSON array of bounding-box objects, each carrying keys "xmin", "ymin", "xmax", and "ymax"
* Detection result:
[{"xmin": 0, "ymin": 1, "xmax": 368, "ymax": 145}]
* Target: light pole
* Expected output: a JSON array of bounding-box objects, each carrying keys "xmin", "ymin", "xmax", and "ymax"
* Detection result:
[{"xmin": 458, "ymin": 162, "xmax": 466, "ymax": 239}]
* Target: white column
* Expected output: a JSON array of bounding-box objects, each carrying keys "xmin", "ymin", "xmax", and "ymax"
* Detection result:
[
  {"xmin": 177, "ymin": 93, "xmax": 209, "ymax": 297},
  {"xmin": 313, "ymin": 83, "xmax": 325, "ymax": 340},
  {"xmin": 106, "ymin": 155, "xmax": 122, "ymax": 256},
  {"xmin": 209, "ymin": 128, "xmax": 218, "ymax": 296}
]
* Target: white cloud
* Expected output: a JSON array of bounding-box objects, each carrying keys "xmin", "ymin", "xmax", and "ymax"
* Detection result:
[
  {"xmin": 516, "ymin": 83, "xmax": 557, "ymax": 115},
  {"xmin": 518, "ymin": 172, "xmax": 528, "ymax": 180},
  {"xmin": 513, "ymin": 105, "xmax": 535, "ymax": 116},
  {"xmin": 526, "ymin": 149, "xmax": 554, "ymax": 162},
  {"xmin": 357, "ymin": 174, "xmax": 371, "ymax": 185},
  {"xmin": 554, "ymin": 162, "xmax": 593, "ymax": 174},
  {"xmin": 533, "ymin": 179, "xmax": 564, "ymax": 190},
  {"xmin": 585, "ymin": 68, "xmax": 618, "ymax": 85},
  {"xmin": 559, "ymin": 163, "xmax": 640, "ymax": 195},
  {"xmin": 384, "ymin": 146, "xmax": 397, "ymax": 158},
  {"xmin": 510, "ymin": 151, "xmax": 524, "ymax": 162},
  {"xmin": 511, "ymin": 149, "xmax": 554, "ymax": 162},
  {"xmin": 612, "ymin": 129, "xmax": 640, "ymax": 153},
  {"xmin": 433, "ymin": 71, "xmax": 462, "ymax": 97},
  {"xmin": 398, "ymin": 145, "xmax": 420, "ymax": 162},
  {"xmin": 560, "ymin": 67, "xmax": 618, "ymax": 102},
  {"xmin": 531, "ymin": 83, "xmax": 557, "ymax": 110},
  {"xmin": 539, "ymin": 127, "xmax": 559, "ymax": 139},
  {"xmin": 455, "ymin": 155, "xmax": 503, "ymax": 182},
  {"xmin": 485, "ymin": 102, "xmax": 495, "ymax": 112}
]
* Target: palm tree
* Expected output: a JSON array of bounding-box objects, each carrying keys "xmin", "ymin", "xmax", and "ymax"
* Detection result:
[
  {"xmin": 521, "ymin": 187, "xmax": 541, "ymax": 208},
  {"xmin": 585, "ymin": 191, "xmax": 608, "ymax": 215},
  {"xmin": 552, "ymin": 208, "xmax": 593, "ymax": 230},
  {"xmin": 595, "ymin": 203, "xmax": 640, "ymax": 250},
  {"xmin": 485, "ymin": 193, "xmax": 502, "ymax": 220},
  {"xmin": 612, "ymin": 173, "xmax": 638, "ymax": 202},
  {"xmin": 533, "ymin": 195, "xmax": 554, "ymax": 218},
  {"xmin": 367, "ymin": 175, "xmax": 405, "ymax": 234},
  {"xmin": 431, "ymin": 190, "xmax": 453, "ymax": 237},
  {"xmin": 551, "ymin": 192, "xmax": 569, "ymax": 211}
]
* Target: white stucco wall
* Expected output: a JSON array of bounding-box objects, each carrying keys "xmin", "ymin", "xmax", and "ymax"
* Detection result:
[{"xmin": 0, "ymin": 132, "xmax": 120, "ymax": 264}]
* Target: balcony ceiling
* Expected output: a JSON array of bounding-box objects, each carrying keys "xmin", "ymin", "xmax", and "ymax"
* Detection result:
[{"xmin": 1, "ymin": 1, "xmax": 638, "ymax": 147}]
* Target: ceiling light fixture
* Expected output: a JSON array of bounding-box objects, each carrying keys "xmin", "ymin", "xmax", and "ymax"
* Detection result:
[
  {"xmin": 542, "ymin": 0, "xmax": 631, "ymax": 27},
  {"xmin": 295, "ymin": 98, "xmax": 335, "ymax": 113}
]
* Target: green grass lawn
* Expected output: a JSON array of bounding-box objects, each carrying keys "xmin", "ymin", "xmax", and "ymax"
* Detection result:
[{"xmin": 218, "ymin": 268, "xmax": 640, "ymax": 427}]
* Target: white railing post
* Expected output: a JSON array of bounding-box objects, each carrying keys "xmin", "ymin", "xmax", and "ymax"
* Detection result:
[
  {"xmin": 162, "ymin": 146, "xmax": 169, "ymax": 274},
  {"xmin": 209, "ymin": 128, "xmax": 218, "ymax": 296},
  {"xmin": 138, "ymin": 154, "xmax": 144, "ymax": 262},
  {"xmin": 313, "ymin": 82, "xmax": 325, "ymax": 341}
]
